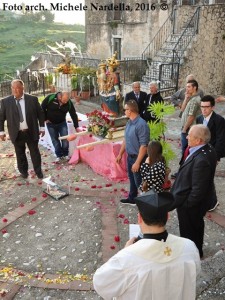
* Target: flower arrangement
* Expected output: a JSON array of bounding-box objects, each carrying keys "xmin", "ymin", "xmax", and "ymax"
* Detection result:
[
  {"xmin": 86, "ymin": 110, "xmax": 113, "ymax": 137},
  {"xmin": 56, "ymin": 63, "xmax": 77, "ymax": 74}
]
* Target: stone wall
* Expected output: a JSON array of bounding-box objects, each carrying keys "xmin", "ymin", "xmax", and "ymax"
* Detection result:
[
  {"xmin": 85, "ymin": 0, "xmax": 171, "ymax": 59},
  {"xmin": 177, "ymin": 4, "xmax": 225, "ymax": 95}
]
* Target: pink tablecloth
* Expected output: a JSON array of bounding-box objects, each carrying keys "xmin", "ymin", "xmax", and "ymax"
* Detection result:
[{"xmin": 69, "ymin": 135, "xmax": 128, "ymax": 182}]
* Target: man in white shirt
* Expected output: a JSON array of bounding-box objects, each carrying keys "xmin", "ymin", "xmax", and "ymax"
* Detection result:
[
  {"xmin": 0, "ymin": 79, "xmax": 45, "ymax": 179},
  {"xmin": 93, "ymin": 191, "xmax": 201, "ymax": 300}
]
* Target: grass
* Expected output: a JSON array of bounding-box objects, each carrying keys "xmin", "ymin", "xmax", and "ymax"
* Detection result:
[{"xmin": 0, "ymin": 12, "xmax": 85, "ymax": 74}]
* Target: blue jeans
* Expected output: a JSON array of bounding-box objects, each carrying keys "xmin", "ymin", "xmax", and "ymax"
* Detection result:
[
  {"xmin": 181, "ymin": 132, "xmax": 188, "ymax": 155},
  {"xmin": 127, "ymin": 155, "xmax": 143, "ymax": 201},
  {"xmin": 47, "ymin": 121, "xmax": 69, "ymax": 158}
]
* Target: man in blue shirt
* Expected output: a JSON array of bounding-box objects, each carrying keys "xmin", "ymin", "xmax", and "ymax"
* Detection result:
[{"xmin": 116, "ymin": 100, "xmax": 150, "ymax": 205}]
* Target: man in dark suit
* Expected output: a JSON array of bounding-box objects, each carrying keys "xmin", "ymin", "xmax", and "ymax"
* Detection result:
[
  {"xmin": 196, "ymin": 95, "xmax": 225, "ymax": 211},
  {"xmin": 0, "ymin": 79, "xmax": 45, "ymax": 179},
  {"xmin": 171, "ymin": 125, "xmax": 217, "ymax": 258},
  {"xmin": 142, "ymin": 81, "xmax": 164, "ymax": 122},
  {"xmin": 125, "ymin": 82, "xmax": 147, "ymax": 119}
]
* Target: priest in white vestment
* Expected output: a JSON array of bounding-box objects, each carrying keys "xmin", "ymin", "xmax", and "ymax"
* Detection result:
[{"xmin": 93, "ymin": 191, "xmax": 201, "ymax": 300}]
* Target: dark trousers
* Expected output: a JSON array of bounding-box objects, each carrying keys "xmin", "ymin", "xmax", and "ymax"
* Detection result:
[
  {"xmin": 181, "ymin": 132, "xmax": 188, "ymax": 155},
  {"xmin": 13, "ymin": 131, "xmax": 42, "ymax": 175},
  {"xmin": 177, "ymin": 206, "xmax": 204, "ymax": 258},
  {"xmin": 127, "ymin": 154, "xmax": 144, "ymax": 201}
]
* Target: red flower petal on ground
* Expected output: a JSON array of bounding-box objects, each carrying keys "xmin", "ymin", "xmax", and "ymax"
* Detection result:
[
  {"xmin": 17, "ymin": 271, "xmax": 25, "ymax": 276},
  {"xmin": 114, "ymin": 235, "xmax": 120, "ymax": 242},
  {"xmin": 123, "ymin": 218, "xmax": 129, "ymax": 224},
  {"xmin": 97, "ymin": 185, "xmax": 102, "ymax": 189},
  {"xmin": 114, "ymin": 188, "xmax": 118, "ymax": 192},
  {"xmin": 75, "ymin": 187, "xmax": 80, "ymax": 191},
  {"xmin": 120, "ymin": 188, "xmax": 125, "ymax": 192},
  {"xmin": 31, "ymin": 197, "xmax": 37, "ymax": 202},
  {"xmin": 2, "ymin": 229, "xmax": 7, "ymax": 234},
  {"xmin": 117, "ymin": 214, "xmax": 125, "ymax": 219},
  {"xmin": 26, "ymin": 182, "xmax": 30, "ymax": 186},
  {"xmin": 28, "ymin": 210, "xmax": 36, "ymax": 215},
  {"xmin": 207, "ymin": 214, "xmax": 212, "ymax": 219},
  {"xmin": 17, "ymin": 183, "xmax": 22, "ymax": 186},
  {"xmin": 19, "ymin": 203, "xmax": 25, "ymax": 207},
  {"xmin": 105, "ymin": 183, "xmax": 112, "ymax": 187},
  {"xmin": 110, "ymin": 245, "xmax": 115, "ymax": 250},
  {"xmin": 42, "ymin": 193, "xmax": 48, "ymax": 198},
  {"xmin": 89, "ymin": 134, "xmax": 92, "ymax": 137},
  {"xmin": 91, "ymin": 185, "xmax": 96, "ymax": 189},
  {"xmin": 2, "ymin": 218, "xmax": 8, "ymax": 223}
]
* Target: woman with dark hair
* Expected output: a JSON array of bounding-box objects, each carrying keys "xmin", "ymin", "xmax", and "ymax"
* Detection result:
[{"xmin": 140, "ymin": 140, "xmax": 166, "ymax": 193}]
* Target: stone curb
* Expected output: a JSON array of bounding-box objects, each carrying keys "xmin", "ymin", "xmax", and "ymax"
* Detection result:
[{"xmin": 0, "ymin": 282, "xmax": 21, "ymax": 300}]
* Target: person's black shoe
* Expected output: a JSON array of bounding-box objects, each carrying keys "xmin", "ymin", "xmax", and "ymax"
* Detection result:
[
  {"xmin": 120, "ymin": 199, "xmax": 136, "ymax": 206},
  {"xmin": 171, "ymin": 172, "xmax": 177, "ymax": 179},
  {"xmin": 36, "ymin": 172, "xmax": 44, "ymax": 179},
  {"xmin": 20, "ymin": 173, "xmax": 28, "ymax": 179}
]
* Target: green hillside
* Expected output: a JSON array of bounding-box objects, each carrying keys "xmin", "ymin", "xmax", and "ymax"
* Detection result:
[{"xmin": 0, "ymin": 10, "xmax": 85, "ymax": 74}]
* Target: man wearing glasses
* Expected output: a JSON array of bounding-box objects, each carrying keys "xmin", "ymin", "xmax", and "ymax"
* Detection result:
[
  {"xmin": 196, "ymin": 95, "xmax": 225, "ymax": 211},
  {"xmin": 116, "ymin": 100, "xmax": 150, "ymax": 205}
]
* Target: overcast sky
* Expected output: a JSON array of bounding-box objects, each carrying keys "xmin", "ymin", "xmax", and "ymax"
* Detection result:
[{"xmin": 1, "ymin": 0, "xmax": 85, "ymax": 25}]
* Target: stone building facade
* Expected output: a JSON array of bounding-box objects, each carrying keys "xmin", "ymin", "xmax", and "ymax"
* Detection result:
[
  {"xmin": 85, "ymin": 0, "xmax": 171, "ymax": 59},
  {"xmin": 177, "ymin": 4, "xmax": 225, "ymax": 95},
  {"xmin": 85, "ymin": 1, "xmax": 225, "ymax": 95}
]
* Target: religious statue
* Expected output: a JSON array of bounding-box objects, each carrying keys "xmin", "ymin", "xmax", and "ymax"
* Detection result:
[{"xmin": 96, "ymin": 52, "xmax": 121, "ymax": 116}]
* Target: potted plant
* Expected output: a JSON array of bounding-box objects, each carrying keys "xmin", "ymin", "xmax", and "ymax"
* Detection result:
[
  {"xmin": 81, "ymin": 75, "xmax": 91, "ymax": 100},
  {"xmin": 45, "ymin": 73, "xmax": 55, "ymax": 92},
  {"xmin": 147, "ymin": 101, "xmax": 176, "ymax": 189},
  {"xmin": 71, "ymin": 75, "xmax": 81, "ymax": 104}
]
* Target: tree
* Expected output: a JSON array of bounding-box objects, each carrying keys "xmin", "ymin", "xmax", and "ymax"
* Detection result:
[{"xmin": 40, "ymin": 11, "xmax": 55, "ymax": 23}]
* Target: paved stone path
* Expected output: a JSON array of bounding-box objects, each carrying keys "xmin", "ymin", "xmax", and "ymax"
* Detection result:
[{"xmin": 0, "ymin": 99, "xmax": 224, "ymax": 299}]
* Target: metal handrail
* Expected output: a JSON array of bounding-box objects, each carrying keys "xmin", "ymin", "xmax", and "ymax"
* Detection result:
[
  {"xmin": 172, "ymin": 6, "xmax": 200, "ymax": 62},
  {"xmin": 142, "ymin": 11, "xmax": 174, "ymax": 61}
]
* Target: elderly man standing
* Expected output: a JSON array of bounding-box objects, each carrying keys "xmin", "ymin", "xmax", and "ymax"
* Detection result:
[
  {"xmin": 116, "ymin": 100, "xmax": 150, "ymax": 205},
  {"xmin": 142, "ymin": 81, "xmax": 164, "ymax": 123},
  {"xmin": 0, "ymin": 79, "xmax": 45, "ymax": 179},
  {"xmin": 171, "ymin": 125, "xmax": 217, "ymax": 258},
  {"xmin": 125, "ymin": 81, "xmax": 147, "ymax": 118},
  {"xmin": 93, "ymin": 191, "xmax": 201, "ymax": 300},
  {"xmin": 41, "ymin": 91, "xmax": 79, "ymax": 162}
]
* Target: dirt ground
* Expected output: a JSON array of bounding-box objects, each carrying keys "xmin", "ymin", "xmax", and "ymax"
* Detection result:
[{"xmin": 0, "ymin": 98, "xmax": 224, "ymax": 299}]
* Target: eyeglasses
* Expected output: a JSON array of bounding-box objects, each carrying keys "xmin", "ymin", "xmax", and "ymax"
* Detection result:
[{"xmin": 200, "ymin": 106, "xmax": 211, "ymax": 108}]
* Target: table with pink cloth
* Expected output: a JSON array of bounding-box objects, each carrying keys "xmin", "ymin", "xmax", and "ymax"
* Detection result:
[{"xmin": 69, "ymin": 134, "xmax": 128, "ymax": 182}]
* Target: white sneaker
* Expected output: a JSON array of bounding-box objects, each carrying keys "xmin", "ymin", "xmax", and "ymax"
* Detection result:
[{"xmin": 55, "ymin": 157, "xmax": 63, "ymax": 162}]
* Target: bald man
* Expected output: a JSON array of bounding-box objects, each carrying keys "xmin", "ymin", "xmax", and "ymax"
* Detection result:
[
  {"xmin": 171, "ymin": 125, "xmax": 217, "ymax": 258},
  {"xmin": 41, "ymin": 91, "xmax": 78, "ymax": 162}
]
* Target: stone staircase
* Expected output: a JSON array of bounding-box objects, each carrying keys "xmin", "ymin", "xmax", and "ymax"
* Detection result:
[{"xmin": 141, "ymin": 7, "xmax": 200, "ymax": 94}]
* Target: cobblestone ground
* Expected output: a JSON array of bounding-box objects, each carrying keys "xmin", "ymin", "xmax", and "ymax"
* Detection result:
[{"xmin": 0, "ymin": 99, "xmax": 224, "ymax": 299}]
